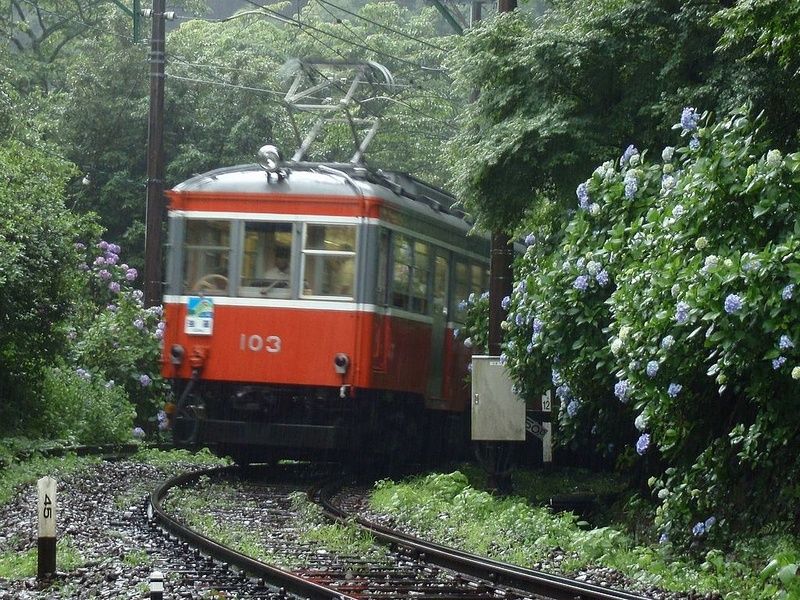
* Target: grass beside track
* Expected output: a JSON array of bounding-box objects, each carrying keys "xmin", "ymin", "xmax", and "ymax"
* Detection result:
[{"xmin": 368, "ymin": 470, "xmax": 799, "ymax": 600}]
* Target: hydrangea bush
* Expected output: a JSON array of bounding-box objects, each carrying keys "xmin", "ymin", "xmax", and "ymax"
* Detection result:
[
  {"xmin": 68, "ymin": 240, "xmax": 167, "ymax": 434},
  {"xmin": 501, "ymin": 108, "xmax": 800, "ymax": 544}
]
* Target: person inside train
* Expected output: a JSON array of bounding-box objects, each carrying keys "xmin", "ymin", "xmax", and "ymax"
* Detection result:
[{"xmin": 261, "ymin": 243, "xmax": 291, "ymax": 297}]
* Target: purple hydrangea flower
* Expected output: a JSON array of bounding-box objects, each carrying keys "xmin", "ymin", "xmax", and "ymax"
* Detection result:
[
  {"xmin": 105, "ymin": 253, "xmax": 119, "ymax": 265},
  {"xmin": 779, "ymin": 335, "xmax": 794, "ymax": 350},
  {"xmin": 125, "ymin": 268, "xmax": 138, "ymax": 281},
  {"xmin": 107, "ymin": 304, "xmax": 118, "ymax": 312},
  {"xmin": 501, "ymin": 295, "xmax": 511, "ymax": 310},
  {"xmin": 573, "ymin": 275, "xmax": 589, "ymax": 291},
  {"xmin": 525, "ymin": 232, "xmax": 536, "ymax": 246},
  {"xmin": 614, "ymin": 379, "xmax": 630, "ymax": 402},
  {"xmin": 596, "ymin": 270, "xmax": 609, "ymax": 286},
  {"xmin": 668, "ymin": 383, "xmax": 682, "ymax": 398},
  {"xmin": 139, "ymin": 374, "xmax": 152, "ymax": 387},
  {"xmin": 635, "ymin": 433, "xmax": 651, "ymax": 455},
  {"xmin": 576, "ymin": 182, "xmax": 589, "ymax": 209},
  {"xmin": 621, "ymin": 144, "xmax": 638, "ymax": 166},
  {"xmin": 133, "ymin": 319, "xmax": 144, "ymax": 330},
  {"xmin": 155, "ymin": 328, "xmax": 164, "ymax": 340},
  {"xmin": 675, "ymin": 301, "xmax": 690, "ymax": 324},
  {"xmin": 132, "ymin": 427, "xmax": 145, "ymax": 439},
  {"xmin": 157, "ymin": 410, "xmax": 169, "ymax": 431},
  {"xmin": 109, "ymin": 282, "xmax": 121, "ymax": 294},
  {"xmin": 724, "ymin": 293, "xmax": 743, "ymax": 314},
  {"xmin": 97, "ymin": 241, "xmax": 109, "ymax": 251},
  {"xmin": 692, "ymin": 522, "xmax": 705, "ymax": 537},
  {"xmin": 98, "ymin": 269, "xmax": 111, "ymax": 280},
  {"xmin": 132, "ymin": 290, "xmax": 144, "ymax": 301},
  {"xmin": 772, "ymin": 356, "xmax": 786, "ymax": 370},
  {"xmin": 646, "ymin": 360, "xmax": 660, "ymax": 378},
  {"xmin": 680, "ymin": 107, "xmax": 699, "ymax": 131},
  {"xmin": 782, "ymin": 284, "xmax": 795, "ymax": 300},
  {"xmin": 109, "ymin": 243, "xmax": 121, "ymax": 254}
]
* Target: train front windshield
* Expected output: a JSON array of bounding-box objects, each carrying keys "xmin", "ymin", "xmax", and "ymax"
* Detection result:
[{"xmin": 178, "ymin": 218, "xmax": 356, "ymax": 301}]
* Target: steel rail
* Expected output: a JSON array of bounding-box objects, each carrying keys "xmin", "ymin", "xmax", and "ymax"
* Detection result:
[
  {"xmin": 318, "ymin": 483, "xmax": 653, "ymax": 600},
  {"xmin": 148, "ymin": 466, "xmax": 356, "ymax": 600}
]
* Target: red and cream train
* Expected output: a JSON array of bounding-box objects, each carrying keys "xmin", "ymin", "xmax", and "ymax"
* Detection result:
[{"xmin": 162, "ymin": 148, "xmax": 489, "ymax": 464}]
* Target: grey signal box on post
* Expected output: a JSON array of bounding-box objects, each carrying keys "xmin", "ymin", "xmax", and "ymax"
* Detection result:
[{"xmin": 471, "ymin": 356, "xmax": 526, "ymax": 441}]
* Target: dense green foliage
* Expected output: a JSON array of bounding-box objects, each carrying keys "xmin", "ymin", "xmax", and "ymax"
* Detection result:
[{"xmin": 447, "ymin": 0, "xmax": 800, "ymax": 232}]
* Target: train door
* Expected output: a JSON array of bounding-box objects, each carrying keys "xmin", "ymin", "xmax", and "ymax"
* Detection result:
[{"xmin": 427, "ymin": 249, "xmax": 449, "ymax": 399}]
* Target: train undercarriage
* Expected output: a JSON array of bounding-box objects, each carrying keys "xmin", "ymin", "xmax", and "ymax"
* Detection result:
[{"xmin": 170, "ymin": 379, "xmax": 469, "ymax": 466}]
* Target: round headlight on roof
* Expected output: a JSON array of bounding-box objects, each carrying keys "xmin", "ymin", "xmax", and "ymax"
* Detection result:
[{"xmin": 257, "ymin": 144, "xmax": 282, "ymax": 173}]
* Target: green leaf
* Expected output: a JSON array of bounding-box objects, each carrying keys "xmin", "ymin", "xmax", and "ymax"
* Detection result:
[{"xmin": 778, "ymin": 564, "xmax": 798, "ymax": 586}]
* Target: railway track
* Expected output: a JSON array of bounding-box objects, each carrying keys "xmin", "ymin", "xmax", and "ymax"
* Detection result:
[{"xmin": 149, "ymin": 464, "xmax": 654, "ymax": 600}]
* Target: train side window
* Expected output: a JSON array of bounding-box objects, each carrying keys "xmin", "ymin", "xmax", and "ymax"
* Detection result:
[
  {"xmin": 240, "ymin": 222, "xmax": 294, "ymax": 298},
  {"xmin": 411, "ymin": 241, "xmax": 430, "ymax": 314},
  {"xmin": 301, "ymin": 224, "xmax": 356, "ymax": 298},
  {"xmin": 183, "ymin": 219, "xmax": 231, "ymax": 295},
  {"xmin": 392, "ymin": 234, "xmax": 411, "ymax": 309}
]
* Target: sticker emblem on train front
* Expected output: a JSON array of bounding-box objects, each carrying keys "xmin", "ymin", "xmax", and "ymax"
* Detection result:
[{"xmin": 185, "ymin": 296, "xmax": 214, "ymax": 335}]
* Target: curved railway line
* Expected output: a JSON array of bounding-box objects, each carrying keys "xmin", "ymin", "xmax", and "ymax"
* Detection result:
[{"xmin": 149, "ymin": 464, "xmax": 653, "ymax": 600}]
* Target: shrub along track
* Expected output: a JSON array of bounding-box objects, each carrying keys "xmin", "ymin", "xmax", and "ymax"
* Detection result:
[{"xmin": 150, "ymin": 464, "xmax": 653, "ymax": 600}]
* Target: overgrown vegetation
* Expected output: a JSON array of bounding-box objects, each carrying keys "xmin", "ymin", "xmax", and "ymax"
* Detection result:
[
  {"xmin": 370, "ymin": 471, "xmax": 800, "ymax": 599},
  {"xmin": 0, "ymin": 537, "xmax": 84, "ymax": 580}
]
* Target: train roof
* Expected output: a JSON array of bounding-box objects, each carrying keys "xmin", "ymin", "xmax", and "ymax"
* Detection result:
[{"xmin": 171, "ymin": 162, "xmax": 470, "ymax": 224}]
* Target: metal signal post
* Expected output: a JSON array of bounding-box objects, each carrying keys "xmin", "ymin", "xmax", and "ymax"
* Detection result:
[{"xmin": 144, "ymin": 0, "xmax": 166, "ymax": 307}]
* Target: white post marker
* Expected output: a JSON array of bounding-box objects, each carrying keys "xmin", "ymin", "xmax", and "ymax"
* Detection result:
[
  {"xmin": 37, "ymin": 476, "xmax": 56, "ymax": 578},
  {"xmin": 150, "ymin": 570, "xmax": 164, "ymax": 600}
]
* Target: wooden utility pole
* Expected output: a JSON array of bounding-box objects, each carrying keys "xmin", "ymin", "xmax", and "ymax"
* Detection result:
[{"xmin": 144, "ymin": 0, "xmax": 166, "ymax": 307}]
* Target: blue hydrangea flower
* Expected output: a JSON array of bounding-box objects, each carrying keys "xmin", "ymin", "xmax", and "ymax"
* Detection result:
[
  {"xmin": 772, "ymin": 356, "xmax": 786, "ymax": 370},
  {"xmin": 596, "ymin": 270, "xmax": 609, "ymax": 286},
  {"xmin": 724, "ymin": 293, "xmax": 743, "ymax": 314},
  {"xmin": 556, "ymin": 384, "xmax": 572, "ymax": 400},
  {"xmin": 501, "ymin": 295, "xmax": 511, "ymax": 310},
  {"xmin": 515, "ymin": 312, "xmax": 526, "ymax": 326},
  {"xmin": 779, "ymin": 335, "xmax": 794, "ymax": 350},
  {"xmin": 458, "ymin": 300, "xmax": 468, "ymax": 311},
  {"xmin": 659, "ymin": 532, "xmax": 669, "ymax": 544},
  {"xmin": 782, "ymin": 284, "xmax": 795, "ymax": 300},
  {"xmin": 132, "ymin": 427, "xmax": 145, "ymax": 439},
  {"xmin": 692, "ymin": 522, "xmax": 705, "ymax": 537},
  {"xmin": 681, "ymin": 106, "xmax": 699, "ymax": 131},
  {"xmin": 661, "ymin": 335, "xmax": 675, "ymax": 350},
  {"xmin": 532, "ymin": 317, "xmax": 544, "ymax": 334},
  {"xmin": 621, "ymin": 144, "xmax": 639, "ymax": 166},
  {"xmin": 76, "ymin": 368, "xmax": 91, "ymax": 381},
  {"xmin": 614, "ymin": 379, "xmax": 630, "ymax": 402},
  {"xmin": 675, "ymin": 301, "xmax": 690, "ymax": 324},
  {"xmin": 635, "ymin": 433, "xmax": 651, "ymax": 455},
  {"xmin": 566, "ymin": 399, "xmax": 580, "ymax": 417},
  {"xmin": 576, "ymin": 182, "xmax": 590, "ymax": 209},
  {"xmin": 552, "ymin": 369, "xmax": 563, "ymax": 386},
  {"xmin": 573, "ymin": 275, "xmax": 589, "ymax": 291},
  {"xmin": 525, "ymin": 232, "xmax": 536, "ymax": 246},
  {"xmin": 646, "ymin": 360, "xmax": 660, "ymax": 378},
  {"xmin": 624, "ymin": 171, "xmax": 638, "ymax": 199},
  {"xmin": 689, "ymin": 135, "xmax": 700, "ymax": 150},
  {"xmin": 668, "ymin": 383, "xmax": 682, "ymax": 398},
  {"xmin": 139, "ymin": 374, "xmax": 152, "ymax": 387}
]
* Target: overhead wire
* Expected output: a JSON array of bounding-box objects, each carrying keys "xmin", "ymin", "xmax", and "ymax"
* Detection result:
[
  {"xmin": 314, "ymin": 0, "xmax": 447, "ymax": 52},
  {"xmin": 240, "ymin": 0, "xmax": 445, "ymax": 74}
]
